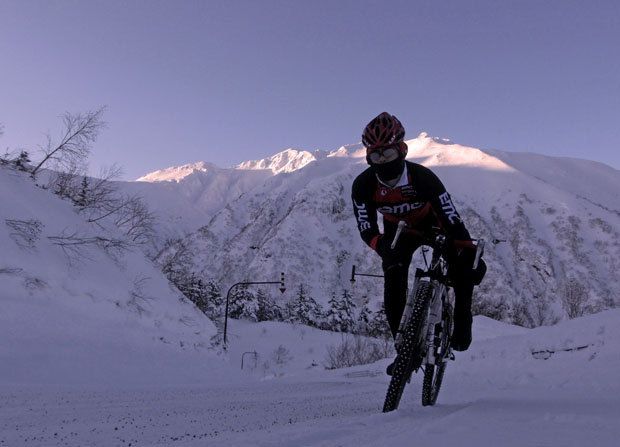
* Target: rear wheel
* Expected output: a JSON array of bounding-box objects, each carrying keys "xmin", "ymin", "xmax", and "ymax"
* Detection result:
[
  {"xmin": 421, "ymin": 362, "xmax": 447, "ymax": 406},
  {"xmin": 383, "ymin": 283, "xmax": 433, "ymax": 412}
]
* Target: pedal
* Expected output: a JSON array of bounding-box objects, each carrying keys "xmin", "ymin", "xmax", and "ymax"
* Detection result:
[{"xmin": 449, "ymin": 351, "xmax": 456, "ymax": 361}]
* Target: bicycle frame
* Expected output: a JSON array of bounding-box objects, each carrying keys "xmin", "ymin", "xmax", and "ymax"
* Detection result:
[{"xmin": 395, "ymin": 233, "xmax": 452, "ymax": 367}]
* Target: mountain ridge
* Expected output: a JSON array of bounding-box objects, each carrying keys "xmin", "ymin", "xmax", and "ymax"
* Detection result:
[{"xmin": 120, "ymin": 134, "xmax": 620, "ymax": 327}]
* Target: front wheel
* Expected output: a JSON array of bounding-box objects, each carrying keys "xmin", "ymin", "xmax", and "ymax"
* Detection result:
[
  {"xmin": 421, "ymin": 297, "xmax": 453, "ymax": 406},
  {"xmin": 382, "ymin": 282, "xmax": 433, "ymax": 412}
]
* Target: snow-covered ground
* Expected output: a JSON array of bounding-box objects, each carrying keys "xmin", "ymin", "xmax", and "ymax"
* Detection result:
[
  {"xmin": 3, "ymin": 143, "xmax": 620, "ymax": 446},
  {"xmin": 2, "ymin": 311, "xmax": 619, "ymax": 447}
]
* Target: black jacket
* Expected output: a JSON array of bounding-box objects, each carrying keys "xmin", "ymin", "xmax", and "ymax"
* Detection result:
[{"xmin": 351, "ymin": 161, "xmax": 471, "ymax": 251}]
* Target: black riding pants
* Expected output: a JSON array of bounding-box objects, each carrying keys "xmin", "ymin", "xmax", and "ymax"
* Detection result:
[{"xmin": 382, "ymin": 242, "xmax": 475, "ymax": 339}]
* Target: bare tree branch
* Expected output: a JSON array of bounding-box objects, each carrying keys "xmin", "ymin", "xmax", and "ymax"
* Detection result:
[
  {"xmin": 113, "ymin": 195, "xmax": 157, "ymax": 244},
  {"xmin": 31, "ymin": 107, "xmax": 107, "ymax": 177},
  {"xmin": 5, "ymin": 219, "xmax": 44, "ymax": 249},
  {"xmin": 48, "ymin": 230, "xmax": 130, "ymax": 261}
]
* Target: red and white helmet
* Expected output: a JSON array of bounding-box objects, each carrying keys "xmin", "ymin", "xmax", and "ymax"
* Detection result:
[{"xmin": 362, "ymin": 112, "xmax": 408, "ymax": 158}]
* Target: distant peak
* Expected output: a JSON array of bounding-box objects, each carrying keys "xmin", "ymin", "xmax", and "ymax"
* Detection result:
[
  {"xmin": 328, "ymin": 143, "xmax": 366, "ymax": 159},
  {"xmin": 413, "ymin": 132, "xmax": 452, "ymax": 145},
  {"xmin": 136, "ymin": 161, "xmax": 218, "ymax": 182},
  {"xmin": 235, "ymin": 148, "xmax": 318, "ymax": 174},
  {"xmin": 405, "ymin": 135, "xmax": 515, "ymax": 172}
]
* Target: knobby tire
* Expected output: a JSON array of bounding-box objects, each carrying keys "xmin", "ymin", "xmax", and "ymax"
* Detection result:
[
  {"xmin": 421, "ymin": 362, "xmax": 446, "ymax": 406},
  {"xmin": 382, "ymin": 283, "xmax": 433, "ymax": 413}
]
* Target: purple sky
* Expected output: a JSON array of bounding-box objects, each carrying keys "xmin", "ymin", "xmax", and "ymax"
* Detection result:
[{"xmin": 1, "ymin": 0, "xmax": 619, "ymax": 180}]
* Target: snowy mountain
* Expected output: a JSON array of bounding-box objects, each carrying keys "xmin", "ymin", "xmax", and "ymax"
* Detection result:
[
  {"xmin": 235, "ymin": 148, "xmax": 328, "ymax": 174},
  {"xmin": 124, "ymin": 150, "xmax": 328, "ymax": 253},
  {"xmin": 133, "ymin": 133, "xmax": 620, "ymax": 327},
  {"xmin": 136, "ymin": 149, "xmax": 323, "ymax": 183}
]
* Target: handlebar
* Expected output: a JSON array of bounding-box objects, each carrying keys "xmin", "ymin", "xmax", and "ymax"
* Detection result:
[
  {"xmin": 472, "ymin": 239, "xmax": 484, "ymax": 270},
  {"xmin": 390, "ymin": 221, "xmax": 485, "ymax": 271},
  {"xmin": 390, "ymin": 221, "xmax": 407, "ymax": 249}
]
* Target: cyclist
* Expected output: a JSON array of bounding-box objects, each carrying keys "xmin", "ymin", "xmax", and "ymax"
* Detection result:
[{"xmin": 351, "ymin": 112, "xmax": 486, "ymax": 368}]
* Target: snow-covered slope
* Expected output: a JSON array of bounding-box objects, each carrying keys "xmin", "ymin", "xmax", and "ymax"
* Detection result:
[
  {"xmin": 123, "ymin": 163, "xmax": 271, "ymax": 253},
  {"xmin": 0, "ymin": 166, "xmax": 225, "ymax": 386},
  {"xmin": 150, "ymin": 133, "xmax": 620, "ymax": 327}
]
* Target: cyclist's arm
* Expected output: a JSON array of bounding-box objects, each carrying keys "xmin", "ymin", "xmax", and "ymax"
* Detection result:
[
  {"xmin": 420, "ymin": 166, "xmax": 472, "ymax": 242},
  {"xmin": 351, "ymin": 172, "xmax": 382, "ymax": 250}
]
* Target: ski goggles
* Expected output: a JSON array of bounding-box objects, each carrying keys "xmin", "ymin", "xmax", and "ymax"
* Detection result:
[{"xmin": 368, "ymin": 145, "xmax": 399, "ymax": 163}]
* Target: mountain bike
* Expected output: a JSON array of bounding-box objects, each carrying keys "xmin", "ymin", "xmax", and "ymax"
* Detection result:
[{"xmin": 382, "ymin": 222, "xmax": 484, "ymax": 412}]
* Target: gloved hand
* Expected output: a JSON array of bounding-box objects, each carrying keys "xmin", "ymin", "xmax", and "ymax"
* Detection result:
[
  {"xmin": 375, "ymin": 235, "xmax": 392, "ymax": 258},
  {"xmin": 452, "ymin": 247, "xmax": 486, "ymax": 286},
  {"xmin": 472, "ymin": 257, "xmax": 486, "ymax": 285}
]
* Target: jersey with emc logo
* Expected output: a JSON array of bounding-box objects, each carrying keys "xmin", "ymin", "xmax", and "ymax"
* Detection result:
[{"xmin": 351, "ymin": 161, "xmax": 471, "ymax": 250}]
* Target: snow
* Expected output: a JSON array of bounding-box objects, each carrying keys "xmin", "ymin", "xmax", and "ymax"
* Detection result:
[
  {"xmin": 406, "ymin": 133, "xmax": 517, "ymax": 172},
  {"xmin": 0, "ymin": 166, "xmax": 221, "ymax": 387},
  {"xmin": 135, "ymin": 161, "xmax": 217, "ymax": 183},
  {"xmin": 2, "ymin": 311, "xmax": 619, "ymax": 446},
  {"xmin": 236, "ymin": 148, "xmax": 323, "ymax": 174},
  {"xmin": 3, "ymin": 137, "xmax": 620, "ymax": 446}
]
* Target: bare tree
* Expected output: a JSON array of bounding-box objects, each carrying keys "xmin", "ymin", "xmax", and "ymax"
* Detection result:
[
  {"xmin": 127, "ymin": 274, "xmax": 154, "ymax": 317},
  {"xmin": 79, "ymin": 165, "xmax": 124, "ymax": 211},
  {"xmin": 157, "ymin": 238, "xmax": 194, "ymax": 278},
  {"xmin": 48, "ymin": 160, "xmax": 84, "ymax": 200},
  {"xmin": 324, "ymin": 334, "xmax": 394, "ymax": 369},
  {"xmin": 48, "ymin": 162, "xmax": 157, "ymax": 248},
  {"xmin": 31, "ymin": 107, "xmax": 107, "ymax": 177},
  {"xmin": 562, "ymin": 277, "xmax": 591, "ymax": 319},
  {"xmin": 113, "ymin": 194, "xmax": 157, "ymax": 245}
]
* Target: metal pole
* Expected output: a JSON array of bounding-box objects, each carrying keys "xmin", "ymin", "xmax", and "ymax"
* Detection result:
[
  {"xmin": 223, "ymin": 277, "xmax": 286, "ymax": 348},
  {"xmin": 350, "ymin": 264, "xmax": 384, "ymax": 284},
  {"xmin": 241, "ymin": 351, "xmax": 257, "ymax": 369},
  {"xmin": 223, "ymin": 283, "xmax": 237, "ymax": 347}
]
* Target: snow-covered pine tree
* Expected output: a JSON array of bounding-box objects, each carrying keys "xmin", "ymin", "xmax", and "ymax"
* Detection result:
[
  {"xmin": 325, "ymin": 290, "xmax": 357, "ymax": 333},
  {"xmin": 366, "ymin": 303, "xmax": 391, "ymax": 338},
  {"xmin": 15, "ymin": 151, "xmax": 31, "ymax": 172},
  {"xmin": 204, "ymin": 280, "xmax": 223, "ymax": 320},
  {"xmin": 255, "ymin": 288, "xmax": 283, "ymax": 322},
  {"xmin": 324, "ymin": 294, "xmax": 340, "ymax": 331},
  {"xmin": 175, "ymin": 272, "xmax": 209, "ymax": 315},
  {"xmin": 229, "ymin": 285, "xmax": 256, "ymax": 320},
  {"xmin": 285, "ymin": 284, "xmax": 324, "ymax": 327},
  {"xmin": 77, "ymin": 176, "xmax": 89, "ymax": 207},
  {"xmin": 304, "ymin": 292, "xmax": 325, "ymax": 328},
  {"xmin": 355, "ymin": 303, "xmax": 372, "ymax": 335},
  {"xmin": 339, "ymin": 289, "xmax": 356, "ymax": 332}
]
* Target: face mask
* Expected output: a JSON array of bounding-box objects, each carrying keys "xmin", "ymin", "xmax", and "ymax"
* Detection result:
[{"xmin": 372, "ymin": 157, "xmax": 404, "ymax": 182}]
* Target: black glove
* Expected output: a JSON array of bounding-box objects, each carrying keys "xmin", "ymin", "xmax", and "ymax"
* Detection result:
[
  {"xmin": 375, "ymin": 235, "xmax": 392, "ymax": 258},
  {"xmin": 472, "ymin": 257, "xmax": 487, "ymax": 286},
  {"xmin": 452, "ymin": 248, "xmax": 486, "ymax": 286}
]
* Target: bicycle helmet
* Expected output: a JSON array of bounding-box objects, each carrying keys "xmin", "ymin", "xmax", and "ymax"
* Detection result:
[{"xmin": 362, "ymin": 112, "xmax": 408, "ymax": 158}]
